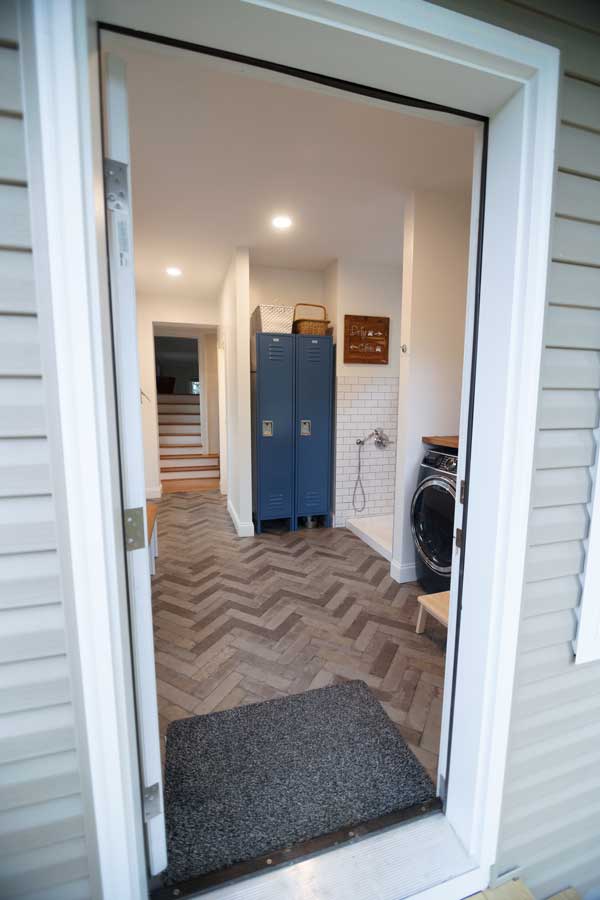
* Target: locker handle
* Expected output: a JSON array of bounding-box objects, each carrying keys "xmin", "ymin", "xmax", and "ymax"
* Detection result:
[
  {"xmin": 262, "ymin": 420, "xmax": 273, "ymax": 437},
  {"xmin": 300, "ymin": 419, "xmax": 311, "ymax": 436}
]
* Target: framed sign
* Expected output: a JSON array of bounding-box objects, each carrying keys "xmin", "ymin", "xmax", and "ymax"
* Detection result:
[{"xmin": 343, "ymin": 315, "xmax": 390, "ymax": 364}]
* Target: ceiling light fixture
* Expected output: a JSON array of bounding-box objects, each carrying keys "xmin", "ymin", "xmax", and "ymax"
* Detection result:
[
  {"xmin": 272, "ymin": 215, "xmax": 293, "ymax": 230},
  {"xmin": 165, "ymin": 266, "xmax": 182, "ymax": 277}
]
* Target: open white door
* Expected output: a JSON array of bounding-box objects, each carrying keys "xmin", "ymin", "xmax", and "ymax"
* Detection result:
[{"xmin": 102, "ymin": 53, "xmax": 168, "ymax": 875}]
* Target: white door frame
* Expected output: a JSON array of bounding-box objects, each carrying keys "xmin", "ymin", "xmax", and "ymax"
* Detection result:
[
  {"xmin": 27, "ymin": 0, "xmax": 559, "ymax": 896},
  {"xmin": 102, "ymin": 52, "xmax": 168, "ymax": 874}
]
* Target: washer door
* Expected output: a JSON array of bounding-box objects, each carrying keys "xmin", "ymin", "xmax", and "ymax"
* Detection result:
[{"xmin": 411, "ymin": 476, "xmax": 456, "ymax": 576}]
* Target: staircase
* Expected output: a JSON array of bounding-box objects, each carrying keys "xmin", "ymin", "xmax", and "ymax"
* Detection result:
[{"xmin": 158, "ymin": 395, "xmax": 220, "ymax": 484}]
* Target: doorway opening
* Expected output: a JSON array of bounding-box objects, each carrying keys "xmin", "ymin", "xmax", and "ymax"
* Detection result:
[
  {"xmin": 101, "ymin": 23, "xmax": 481, "ymax": 897},
  {"xmin": 152, "ymin": 326, "xmax": 220, "ymax": 494}
]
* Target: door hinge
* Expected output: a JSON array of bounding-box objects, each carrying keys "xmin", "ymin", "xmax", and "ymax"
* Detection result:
[
  {"xmin": 124, "ymin": 507, "xmax": 145, "ymax": 551},
  {"xmin": 143, "ymin": 782, "xmax": 161, "ymax": 822},
  {"xmin": 460, "ymin": 479, "xmax": 466, "ymax": 504},
  {"xmin": 104, "ymin": 158, "xmax": 129, "ymax": 212},
  {"xmin": 455, "ymin": 527, "xmax": 463, "ymax": 550}
]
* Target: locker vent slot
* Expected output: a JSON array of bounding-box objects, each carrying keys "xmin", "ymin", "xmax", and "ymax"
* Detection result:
[
  {"xmin": 268, "ymin": 345, "xmax": 285, "ymax": 362},
  {"xmin": 303, "ymin": 490, "xmax": 321, "ymax": 509},
  {"xmin": 266, "ymin": 492, "xmax": 285, "ymax": 513},
  {"xmin": 306, "ymin": 347, "xmax": 321, "ymax": 364}
]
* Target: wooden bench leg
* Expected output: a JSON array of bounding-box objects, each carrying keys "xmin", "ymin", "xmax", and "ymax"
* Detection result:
[{"xmin": 416, "ymin": 604, "xmax": 427, "ymax": 634}]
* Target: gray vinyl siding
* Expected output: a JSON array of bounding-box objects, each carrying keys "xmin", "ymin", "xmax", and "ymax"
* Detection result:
[
  {"xmin": 0, "ymin": 3, "xmax": 95, "ymax": 898},
  {"xmin": 430, "ymin": 0, "xmax": 600, "ymax": 895}
]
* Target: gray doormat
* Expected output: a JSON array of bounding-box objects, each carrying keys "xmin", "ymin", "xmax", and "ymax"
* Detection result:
[{"xmin": 164, "ymin": 680, "xmax": 435, "ymax": 884}]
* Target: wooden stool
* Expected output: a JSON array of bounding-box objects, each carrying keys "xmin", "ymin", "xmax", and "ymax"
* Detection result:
[{"xmin": 416, "ymin": 590, "xmax": 450, "ymax": 633}]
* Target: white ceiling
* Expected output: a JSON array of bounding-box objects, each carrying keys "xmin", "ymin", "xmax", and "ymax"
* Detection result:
[{"xmin": 106, "ymin": 34, "xmax": 475, "ymax": 302}]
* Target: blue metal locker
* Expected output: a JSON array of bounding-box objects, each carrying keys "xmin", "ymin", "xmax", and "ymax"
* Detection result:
[
  {"xmin": 253, "ymin": 333, "xmax": 295, "ymax": 532},
  {"xmin": 295, "ymin": 334, "xmax": 334, "ymax": 527}
]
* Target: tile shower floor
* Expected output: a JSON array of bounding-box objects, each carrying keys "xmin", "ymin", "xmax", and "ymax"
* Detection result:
[{"xmin": 151, "ymin": 491, "xmax": 445, "ymax": 780}]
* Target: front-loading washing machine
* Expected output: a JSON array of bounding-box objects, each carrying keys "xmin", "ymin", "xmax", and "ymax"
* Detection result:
[{"xmin": 411, "ymin": 449, "xmax": 457, "ymax": 593}]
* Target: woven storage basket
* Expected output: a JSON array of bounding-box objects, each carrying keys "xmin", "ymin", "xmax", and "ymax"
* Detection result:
[
  {"xmin": 293, "ymin": 303, "xmax": 330, "ymax": 335},
  {"xmin": 250, "ymin": 304, "xmax": 295, "ymax": 371},
  {"xmin": 250, "ymin": 304, "xmax": 295, "ymax": 335}
]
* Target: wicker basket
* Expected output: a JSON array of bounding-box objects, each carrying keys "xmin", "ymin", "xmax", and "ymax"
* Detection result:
[{"xmin": 292, "ymin": 303, "xmax": 330, "ymax": 335}]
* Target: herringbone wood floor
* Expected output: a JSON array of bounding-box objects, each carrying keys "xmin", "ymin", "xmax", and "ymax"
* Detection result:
[{"xmin": 152, "ymin": 491, "xmax": 446, "ymax": 779}]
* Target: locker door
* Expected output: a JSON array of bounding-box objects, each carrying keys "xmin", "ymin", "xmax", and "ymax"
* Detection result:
[
  {"xmin": 256, "ymin": 333, "xmax": 295, "ymax": 526},
  {"xmin": 295, "ymin": 335, "xmax": 333, "ymax": 522}
]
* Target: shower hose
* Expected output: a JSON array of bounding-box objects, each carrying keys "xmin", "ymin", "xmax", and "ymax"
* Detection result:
[{"xmin": 352, "ymin": 440, "xmax": 367, "ymax": 514}]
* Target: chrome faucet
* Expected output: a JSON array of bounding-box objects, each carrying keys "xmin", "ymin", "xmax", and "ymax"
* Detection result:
[{"xmin": 356, "ymin": 428, "xmax": 393, "ymax": 449}]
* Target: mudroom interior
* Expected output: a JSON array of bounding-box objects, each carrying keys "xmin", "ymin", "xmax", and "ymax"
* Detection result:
[{"xmin": 101, "ymin": 26, "xmax": 476, "ymax": 893}]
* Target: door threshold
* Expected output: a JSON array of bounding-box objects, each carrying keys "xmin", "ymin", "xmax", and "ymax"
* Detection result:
[{"xmin": 151, "ymin": 797, "xmax": 443, "ymax": 899}]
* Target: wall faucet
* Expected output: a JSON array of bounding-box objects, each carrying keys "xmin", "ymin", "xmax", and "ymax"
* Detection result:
[{"xmin": 356, "ymin": 428, "xmax": 393, "ymax": 449}]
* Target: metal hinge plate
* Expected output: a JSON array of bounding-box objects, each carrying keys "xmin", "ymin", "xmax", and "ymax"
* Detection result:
[
  {"xmin": 143, "ymin": 782, "xmax": 161, "ymax": 822},
  {"xmin": 124, "ymin": 507, "xmax": 145, "ymax": 551},
  {"xmin": 104, "ymin": 158, "xmax": 129, "ymax": 212},
  {"xmin": 460, "ymin": 479, "xmax": 466, "ymax": 504},
  {"xmin": 455, "ymin": 527, "xmax": 463, "ymax": 550}
]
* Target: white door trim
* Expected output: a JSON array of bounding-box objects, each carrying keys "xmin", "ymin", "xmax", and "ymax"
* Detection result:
[
  {"xmin": 103, "ymin": 53, "xmax": 168, "ymax": 874},
  {"xmin": 31, "ymin": 0, "xmax": 559, "ymax": 896}
]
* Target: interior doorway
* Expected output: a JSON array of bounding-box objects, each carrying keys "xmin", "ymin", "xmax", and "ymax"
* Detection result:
[{"xmin": 101, "ymin": 25, "xmax": 480, "ymax": 896}]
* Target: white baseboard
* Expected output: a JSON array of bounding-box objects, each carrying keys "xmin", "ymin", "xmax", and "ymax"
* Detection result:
[
  {"xmin": 390, "ymin": 559, "xmax": 417, "ymax": 583},
  {"xmin": 146, "ymin": 484, "xmax": 162, "ymax": 500},
  {"xmin": 227, "ymin": 499, "xmax": 254, "ymax": 537}
]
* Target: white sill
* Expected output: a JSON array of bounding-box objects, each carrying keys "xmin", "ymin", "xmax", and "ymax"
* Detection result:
[{"xmin": 199, "ymin": 813, "xmax": 483, "ymax": 900}]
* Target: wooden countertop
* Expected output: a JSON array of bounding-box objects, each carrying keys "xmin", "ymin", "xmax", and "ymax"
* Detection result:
[{"xmin": 422, "ymin": 435, "xmax": 459, "ymax": 450}]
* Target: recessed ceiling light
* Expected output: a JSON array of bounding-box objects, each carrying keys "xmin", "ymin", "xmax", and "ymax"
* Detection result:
[
  {"xmin": 165, "ymin": 266, "xmax": 182, "ymax": 277},
  {"xmin": 272, "ymin": 215, "xmax": 293, "ymax": 230}
]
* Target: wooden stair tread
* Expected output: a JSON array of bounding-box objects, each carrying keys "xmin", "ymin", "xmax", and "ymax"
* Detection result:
[
  {"xmin": 146, "ymin": 501, "xmax": 158, "ymax": 538},
  {"xmin": 160, "ymin": 453, "xmax": 219, "ymax": 459},
  {"xmin": 159, "ymin": 432, "xmax": 202, "ymax": 436},
  {"xmin": 160, "ymin": 465, "xmax": 220, "ymax": 473}
]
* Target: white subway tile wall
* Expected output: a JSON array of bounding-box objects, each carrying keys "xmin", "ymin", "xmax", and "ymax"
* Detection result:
[{"xmin": 334, "ymin": 375, "xmax": 399, "ymax": 526}]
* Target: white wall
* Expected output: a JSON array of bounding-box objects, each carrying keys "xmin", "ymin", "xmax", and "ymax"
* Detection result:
[
  {"xmin": 334, "ymin": 261, "xmax": 402, "ymax": 378},
  {"xmin": 331, "ymin": 261, "xmax": 403, "ymax": 526},
  {"xmin": 219, "ymin": 249, "xmax": 253, "ymax": 536},
  {"xmin": 203, "ymin": 332, "xmax": 219, "ymax": 454},
  {"xmin": 249, "ymin": 260, "xmax": 403, "ymax": 527},
  {"xmin": 392, "ymin": 189, "xmax": 470, "ymax": 580},
  {"xmin": 249, "ymin": 264, "xmax": 325, "ymax": 317},
  {"xmin": 136, "ymin": 294, "xmax": 219, "ymax": 497}
]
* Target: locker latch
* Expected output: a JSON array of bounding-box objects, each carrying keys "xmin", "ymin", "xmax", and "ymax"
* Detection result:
[
  {"xmin": 262, "ymin": 420, "xmax": 273, "ymax": 437},
  {"xmin": 300, "ymin": 420, "xmax": 311, "ymax": 436}
]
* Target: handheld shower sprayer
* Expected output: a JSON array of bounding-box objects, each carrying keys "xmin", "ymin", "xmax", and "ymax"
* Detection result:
[{"xmin": 352, "ymin": 428, "xmax": 393, "ymax": 514}]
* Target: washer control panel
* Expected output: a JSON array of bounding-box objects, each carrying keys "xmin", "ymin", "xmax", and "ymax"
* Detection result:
[{"xmin": 423, "ymin": 450, "xmax": 457, "ymax": 474}]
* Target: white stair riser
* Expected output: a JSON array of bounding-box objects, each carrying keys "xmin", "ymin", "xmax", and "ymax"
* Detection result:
[
  {"xmin": 158, "ymin": 404, "xmax": 201, "ymax": 416},
  {"xmin": 159, "ymin": 435, "xmax": 204, "ymax": 445},
  {"xmin": 159, "ymin": 424, "xmax": 202, "ymax": 435},
  {"xmin": 160, "ymin": 457, "xmax": 218, "ymax": 469},
  {"xmin": 161, "ymin": 469, "xmax": 219, "ymax": 480}
]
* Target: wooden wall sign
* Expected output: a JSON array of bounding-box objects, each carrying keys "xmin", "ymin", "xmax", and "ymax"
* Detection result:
[{"xmin": 343, "ymin": 315, "xmax": 390, "ymax": 364}]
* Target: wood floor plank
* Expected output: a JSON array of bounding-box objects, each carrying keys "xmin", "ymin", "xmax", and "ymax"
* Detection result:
[{"xmin": 151, "ymin": 492, "xmax": 446, "ymax": 781}]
